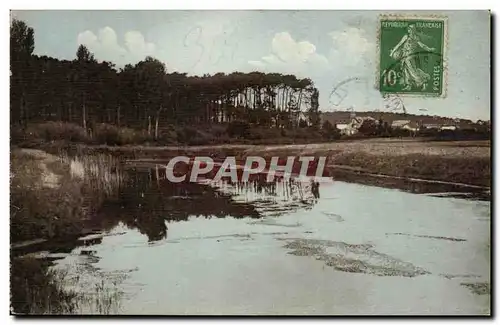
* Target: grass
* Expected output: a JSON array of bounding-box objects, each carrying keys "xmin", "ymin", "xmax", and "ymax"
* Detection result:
[
  {"xmin": 10, "ymin": 257, "xmax": 122, "ymax": 315},
  {"xmin": 58, "ymin": 150, "xmax": 125, "ymax": 215},
  {"xmin": 10, "ymin": 258, "xmax": 78, "ymax": 314},
  {"xmin": 332, "ymin": 152, "xmax": 491, "ymax": 187},
  {"xmin": 10, "ymin": 149, "xmax": 125, "ymax": 243},
  {"xmin": 12, "ymin": 121, "xmax": 340, "ymax": 147},
  {"xmin": 10, "ymin": 149, "xmax": 126, "ymax": 315},
  {"xmin": 75, "ymin": 279, "xmax": 122, "ymax": 315},
  {"xmin": 10, "ymin": 150, "xmax": 85, "ymax": 242}
]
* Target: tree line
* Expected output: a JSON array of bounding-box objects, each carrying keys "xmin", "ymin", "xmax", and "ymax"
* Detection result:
[{"xmin": 10, "ymin": 19, "xmax": 321, "ymax": 139}]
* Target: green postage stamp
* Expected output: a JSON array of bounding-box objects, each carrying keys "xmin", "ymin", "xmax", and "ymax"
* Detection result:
[{"xmin": 378, "ymin": 15, "xmax": 448, "ymax": 97}]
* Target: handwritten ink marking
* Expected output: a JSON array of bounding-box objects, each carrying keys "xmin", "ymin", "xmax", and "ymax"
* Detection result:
[
  {"xmin": 209, "ymin": 23, "xmax": 241, "ymax": 66},
  {"xmin": 209, "ymin": 30, "xmax": 228, "ymax": 65},
  {"xmin": 383, "ymin": 93, "xmax": 406, "ymax": 113},
  {"xmin": 183, "ymin": 25, "xmax": 205, "ymax": 72},
  {"xmin": 184, "ymin": 22, "xmax": 242, "ymax": 72}
]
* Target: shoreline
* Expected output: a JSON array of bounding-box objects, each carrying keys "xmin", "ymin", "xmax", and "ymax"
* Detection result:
[
  {"xmin": 11, "ymin": 138, "xmax": 491, "ymax": 247},
  {"xmin": 67, "ymin": 139, "xmax": 489, "ymax": 188}
]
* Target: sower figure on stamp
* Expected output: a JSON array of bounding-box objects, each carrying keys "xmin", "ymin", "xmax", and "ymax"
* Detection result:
[{"xmin": 389, "ymin": 24, "xmax": 436, "ymax": 91}]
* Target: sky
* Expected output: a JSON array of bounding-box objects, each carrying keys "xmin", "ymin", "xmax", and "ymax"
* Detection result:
[{"xmin": 11, "ymin": 10, "xmax": 491, "ymax": 120}]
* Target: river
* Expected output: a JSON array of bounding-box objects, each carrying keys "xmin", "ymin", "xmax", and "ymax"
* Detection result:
[{"xmin": 47, "ymin": 166, "xmax": 490, "ymax": 315}]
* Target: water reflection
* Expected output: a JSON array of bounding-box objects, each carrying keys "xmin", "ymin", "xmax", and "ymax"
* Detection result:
[{"xmin": 91, "ymin": 167, "xmax": 319, "ymax": 242}]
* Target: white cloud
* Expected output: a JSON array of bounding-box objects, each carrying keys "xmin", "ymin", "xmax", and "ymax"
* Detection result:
[
  {"xmin": 248, "ymin": 32, "xmax": 328, "ymax": 75},
  {"xmin": 329, "ymin": 27, "xmax": 375, "ymax": 67},
  {"xmin": 124, "ymin": 31, "xmax": 156, "ymax": 58},
  {"xmin": 77, "ymin": 26, "xmax": 156, "ymax": 64}
]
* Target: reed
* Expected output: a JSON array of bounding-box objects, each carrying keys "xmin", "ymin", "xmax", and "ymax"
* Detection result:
[
  {"xmin": 11, "ymin": 257, "xmax": 122, "ymax": 315},
  {"xmin": 10, "ymin": 149, "xmax": 126, "ymax": 242},
  {"xmin": 11, "ymin": 149, "xmax": 127, "ymax": 315},
  {"xmin": 57, "ymin": 151, "xmax": 125, "ymax": 211}
]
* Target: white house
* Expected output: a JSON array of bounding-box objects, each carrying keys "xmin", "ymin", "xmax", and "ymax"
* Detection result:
[
  {"xmin": 335, "ymin": 123, "xmax": 349, "ymax": 130},
  {"xmin": 391, "ymin": 120, "xmax": 412, "ymax": 128},
  {"xmin": 336, "ymin": 123, "xmax": 358, "ymax": 136},
  {"xmin": 392, "ymin": 120, "xmax": 419, "ymax": 132},
  {"xmin": 440, "ymin": 125, "xmax": 458, "ymax": 131},
  {"xmin": 402, "ymin": 123, "xmax": 419, "ymax": 132},
  {"xmin": 422, "ymin": 123, "xmax": 442, "ymax": 130}
]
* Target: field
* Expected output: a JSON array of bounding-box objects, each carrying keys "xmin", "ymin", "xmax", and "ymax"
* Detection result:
[
  {"xmin": 83, "ymin": 138, "xmax": 490, "ymax": 157},
  {"xmin": 244, "ymin": 138, "xmax": 491, "ymax": 157}
]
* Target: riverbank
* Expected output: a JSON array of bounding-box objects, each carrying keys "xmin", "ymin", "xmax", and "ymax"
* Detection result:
[
  {"xmin": 10, "ymin": 148, "xmax": 125, "ymax": 314},
  {"xmin": 61, "ymin": 138, "xmax": 490, "ymax": 191},
  {"xmin": 10, "ymin": 148, "xmax": 124, "ymax": 243}
]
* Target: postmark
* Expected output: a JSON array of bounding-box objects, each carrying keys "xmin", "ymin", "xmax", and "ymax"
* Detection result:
[
  {"xmin": 377, "ymin": 15, "xmax": 448, "ymax": 97},
  {"xmin": 383, "ymin": 93, "xmax": 407, "ymax": 113},
  {"xmin": 329, "ymin": 77, "xmax": 370, "ymax": 107},
  {"xmin": 329, "ymin": 76, "xmax": 407, "ymax": 114}
]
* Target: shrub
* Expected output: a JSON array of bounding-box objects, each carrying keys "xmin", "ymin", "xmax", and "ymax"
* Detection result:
[
  {"xmin": 227, "ymin": 120, "xmax": 251, "ymax": 139},
  {"xmin": 298, "ymin": 119, "xmax": 309, "ymax": 128},
  {"xmin": 289, "ymin": 127, "xmax": 323, "ymax": 140},
  {"xmin": 175, "ymin": 126, "xmax": 218, "ymax": 145},
  {"xmin": 247, "ymin": 127, "xmax": 282, "ymax": 140},
  {"xmin": 208, "ymin": 123, "xmax": 228, "ymax": 138},
  {"xmin": 26, "ymin": 122, "xmax": 89, "ymax": 143},
  {"xmin": 93, "ymin": 123, "xmax": 121, "ymax": 145},
  {"xmin": 10, "ymin": 126, "xmax": 27, "ymax": 144},
  {"xmin": 392, "ymin": 128, "xmax": 412, "ymax": 138},
  {"xmin": 156, "ymin": 124, "xmax": 179, "ymax": 145},
  {"xmin": 320, "ymin": 121, "xmax": 341, "ymax": 140},
  {"xmin": 93, "ymin": 123, "xmax": 149, "ymax": 146}
]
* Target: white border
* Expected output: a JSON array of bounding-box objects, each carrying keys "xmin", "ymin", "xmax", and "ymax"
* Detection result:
[
  {"xmin": 4, "ymin": 1, "xmax": 498, "ymax": 10},
  {"xmin": 2, "ymin": 1, "xmax": 496, "ymax": 325}
]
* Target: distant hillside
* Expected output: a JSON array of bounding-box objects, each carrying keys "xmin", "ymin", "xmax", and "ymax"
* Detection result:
[{"xmin": 320, "ymin": 111, "xmax": 483, "ymax": 127}]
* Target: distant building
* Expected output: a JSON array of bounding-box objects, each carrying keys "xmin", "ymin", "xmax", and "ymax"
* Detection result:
[
  {"xmin": 335, "ymin": 123, "xmax": 358, "ymax": 136},
  {"xmin": 335, "ymin": 123, "xmax": 349, "ymax": 130},
  {"xmin": 422, "ymin": 123, "xmax": 441, "ymax": 130},
  {"xmin": 391, "ymin": 120, "xmax": 419, "ymax": 132},
  {"xmin": 391, "ymin": 120, "xmax": 412, "ymax": 128},
  {"xmin": 440, "ymin": 125, "xmax": 458, "ymax": 131},
  {"xmin": 402, "ymin": 122, "xmax": 420, "ymax": 132}
]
